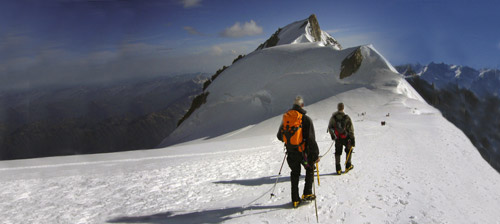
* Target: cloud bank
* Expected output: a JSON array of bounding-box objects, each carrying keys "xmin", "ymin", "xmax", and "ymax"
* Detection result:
[
  {"xmin": 221, "ymin": 20, "xmax": 263, "ymax": 38},
  {"xmin": 0, "ymin": 37, "xmax": 263, "ymax": 92}
]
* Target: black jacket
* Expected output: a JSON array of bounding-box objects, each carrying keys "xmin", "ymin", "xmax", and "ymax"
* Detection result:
[{"xmin": 277, "ymin": 105, "xmax": 319, "ymax": 162}]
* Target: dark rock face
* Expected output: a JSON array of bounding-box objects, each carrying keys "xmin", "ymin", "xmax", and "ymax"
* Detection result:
[
  {"xmin": 308, "ymin": 14, "xmax": 322, "ymax": 42},
  {"xmin": 255, "ymin": 28, "xmax": 282, "ymax": 51},
  {"xmin": 177, "ymin": 92, "xmax": 209, "ymax": 127},
  {"xmin": 340, "ymin": 47, "xmax": 363, "ymax": 79},
  {"xmin": 308, "ymin": 14, "xmax": 342, "ymax": 49}
]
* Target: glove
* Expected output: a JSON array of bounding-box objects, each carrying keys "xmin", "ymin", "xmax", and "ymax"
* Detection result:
[
  {"xmin": 350, "ymin": 138, "xmax": 355, "ymax": 147},
  {"xmin": 310, "ymin": 155, "xmax": 318, "ymax": 164},
  {"xmin": 329, "ymin": 130, "xmax": 337, "ymax": 141}
]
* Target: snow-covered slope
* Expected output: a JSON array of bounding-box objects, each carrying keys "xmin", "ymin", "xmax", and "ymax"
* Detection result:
[
  {"xmin": 1, "ymin": 86, "xmax": 499, "ymax": 223},
  {"xmin": 256, "ymin": 14, "xmax": 342, "ymax": 51},
  {"xmin": 160, "ymin": 43, "xmax": 420, "ymax": 147}
]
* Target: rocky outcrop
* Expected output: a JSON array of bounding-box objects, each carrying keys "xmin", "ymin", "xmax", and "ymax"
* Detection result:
[
  {"xmin": 232, "ymin": 54, "xmax": 245, "ymax": 64},
  {"xmin": 308, "ymin": 14, "xmax": 342, "ymax": 49},
  {"xmin": 176, "ymin": 92, "xmax": 209, "ymax": 127},
  {"xmin": 255, "ymin": 28, "xmax": 282, "ymax": 51},
  {"xmin": 307, "ymin": 14, "xmax": 322, "ymax": 42},
  {"xmin": 340, "ymin": 47, "xmax": 363, "ymax": 79}
]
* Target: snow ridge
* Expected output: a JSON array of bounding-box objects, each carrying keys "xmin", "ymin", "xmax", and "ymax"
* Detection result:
[
  {"xmin": 160, "ymin": 43, "xmax": 422, "ymax": 147},
  {"xmin": 256, "ymin": 14, "xmax": 342, "ymax": 51}
]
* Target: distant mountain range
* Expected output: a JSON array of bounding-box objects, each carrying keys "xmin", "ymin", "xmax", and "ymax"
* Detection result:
[
  {"xmin": 396, "ymin": 63, "xmax": 500, "ymax": 172},
  {"xmin": 0, "ymin": 74, "xmax": 208, "ymax": 160},
  {"xmin": 397, "ymin": 62, "xmax": 500, "ymax": 98}
]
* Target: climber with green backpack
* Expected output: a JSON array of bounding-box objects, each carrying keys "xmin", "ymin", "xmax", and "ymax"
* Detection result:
[
  {"xmin": 328, "ymin": 102, "xmax": 355, "ymax": 175},
  {"xmin": 277, "ymin": 96, "xmax": 320, "ymax": 208}
]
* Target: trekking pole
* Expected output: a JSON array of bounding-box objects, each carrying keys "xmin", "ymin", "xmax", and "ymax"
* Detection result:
[
  {"xmin": 313, "ymin": 170, "xmax": 319, "ymax": 223},
  {"xmin": 270, "ymin": 149, "xmax": 287, "ymax": 199},
  {"xmin": 316, "ymin": 162, "xmax": 320, "ymax": 186},
  {"xmin": 244, "ymin": 148, "xmax": 287, "ymax": 207}
]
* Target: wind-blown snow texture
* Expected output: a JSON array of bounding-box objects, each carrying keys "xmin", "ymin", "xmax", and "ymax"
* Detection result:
[{"xmin": 1, "ymin": 17, "xmax": 500, "ymax": 224}]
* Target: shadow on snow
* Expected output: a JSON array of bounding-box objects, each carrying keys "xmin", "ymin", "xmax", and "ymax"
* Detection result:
[
  {"xmin": 108, "ymin": 172, "xmax": 346, "ymax": 223},
  {"xmin": 212, "ymin": 175, "xmax": 290, "ymax": 186},
  {"xmin": 212, "ymin": 172, "xmax": 342, "ymax": 186},
  {"xmin": 107, "ymin": 203, "xmax": 291, "ymax": 224}
]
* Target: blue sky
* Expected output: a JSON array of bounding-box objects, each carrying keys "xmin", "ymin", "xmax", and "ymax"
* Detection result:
[{"xmin": 1, "ymin": 0, "xmax": 499, "ymax": 91}]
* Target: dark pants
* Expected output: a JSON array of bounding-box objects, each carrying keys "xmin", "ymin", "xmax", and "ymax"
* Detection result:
[
  {"xmin": 335, "ymin": 138, "xmax": 352, "ymax": 169},
  {"xmin": 287, "ymin": 150, "xmax": 314, "ymax": 202}
]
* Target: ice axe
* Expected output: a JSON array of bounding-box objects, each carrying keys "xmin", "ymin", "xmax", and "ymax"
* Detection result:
[{"xmin": 316, "ymin": 162, "xmax": 320, "ymax": 186}]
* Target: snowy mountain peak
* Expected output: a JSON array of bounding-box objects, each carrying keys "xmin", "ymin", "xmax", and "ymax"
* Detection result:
[
  {"xmin": 160, "ymin": 43, "xmax": 422, "ymax": 147},
  {"xmin": 255, "ymin": 14, "xmax": 342, "ymax": 51}
]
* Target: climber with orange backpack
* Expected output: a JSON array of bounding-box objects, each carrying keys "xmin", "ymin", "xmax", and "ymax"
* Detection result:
[
  {"xmin": 277, "ymin": 96, "xmax": 319, "ymax": 208},
  {"xmin": 328, "ymin": 102, "xmax": 355, "ymax": 175}
]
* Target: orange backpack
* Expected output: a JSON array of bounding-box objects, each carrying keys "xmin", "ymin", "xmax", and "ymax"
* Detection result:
[{"xmin": 282, "ymin": 110, "xmax": 305, "ymax": 152}]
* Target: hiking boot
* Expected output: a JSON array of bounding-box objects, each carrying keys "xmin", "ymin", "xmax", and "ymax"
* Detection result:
[
  {"xmin": 345, "ymin": 164, "xmax": 354, "ymax": 173},
  {"xmin": 336, "ymin": 164, "xmax": 342, "ymax": 175},
  {"xmin": 293, "ymin": 201, "xmax": 301, "ymax": 208},
  {"xmin": 301, "ymin": 194, "xmax": 316, "ymax": 201}
]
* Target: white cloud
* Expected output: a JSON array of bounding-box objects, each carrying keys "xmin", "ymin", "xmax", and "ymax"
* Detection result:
[
  {"xmin": 183, "ymin": 26, "xmax": 203, "ymax": 36},
  {"xmin": 181, "ymin": 0, "xmax": 201, "ymax": 8},
  {"xmin": 211, "ymin": 46, "xmax": 223, "ymax": 55},
  {"xmin": 221, "ymin": 20, "xmax": 263, "ymax": 38}
]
